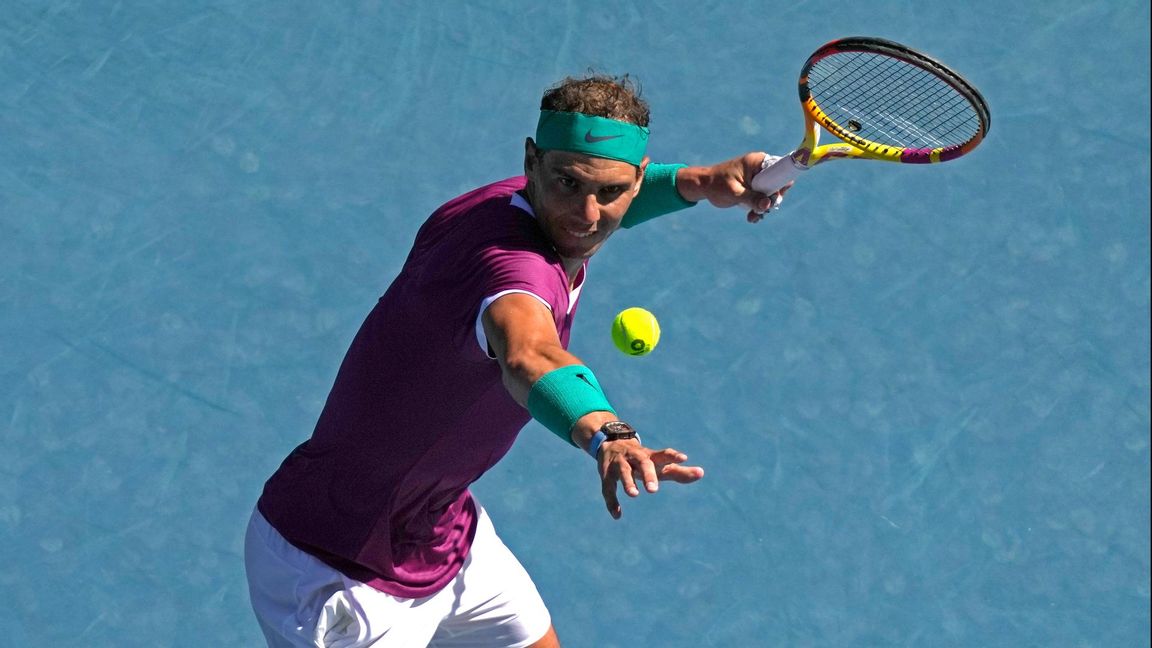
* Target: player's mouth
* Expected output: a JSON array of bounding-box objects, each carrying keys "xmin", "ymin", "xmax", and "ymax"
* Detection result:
[{"xmin": 565, "ymin": 228, "xmax": 596, "ymax": 239}]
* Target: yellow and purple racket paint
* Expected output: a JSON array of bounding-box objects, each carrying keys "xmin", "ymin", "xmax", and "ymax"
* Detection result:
[{"xmin": 752, "ymin": 36, "xmax": 991, "ymax": 195}]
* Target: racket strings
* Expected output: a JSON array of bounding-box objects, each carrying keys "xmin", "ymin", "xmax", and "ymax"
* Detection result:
[
  {"xmin": 820, "ymin": 56, "xmax": 973, "ymax": 147},
  {"xmin": 834, "ymin": 58, "xmax": 953, "ymax": 146},
  {"xmin": 821, "ymin": 58, "xmax": 975, "ymax": 147},
  {"xmin": 809, "ymin": 51, "xmax": 981, "ymax": 149},
  {"xmin": 816, "ymin": 55, "xmax": 972, "ymax": 146}
]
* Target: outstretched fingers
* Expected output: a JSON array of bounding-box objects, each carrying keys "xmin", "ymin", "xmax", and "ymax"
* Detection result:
[
  {"xmin": 601, "ymin": 475, "xmax": 623, "ymax": 519},
  {"xmin": 659, "ymin": 462, "xmax": 706, "ymax": 483},
  {"xmin": 599, "ymin": 446, "xmax": 704, "ymax": 518},
  {"xmin": 649, "ymin": 448, "xmax": 704, "ymax": 483}
]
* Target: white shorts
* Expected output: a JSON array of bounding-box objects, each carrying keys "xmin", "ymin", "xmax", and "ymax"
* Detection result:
[{"xmin": 244, "ymin": 505, "xmax": 552, "ymax": 648}]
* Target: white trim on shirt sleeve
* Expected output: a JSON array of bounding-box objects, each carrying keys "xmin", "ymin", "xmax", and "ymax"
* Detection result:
[{"xmin": 476, "ymin": 290, "xmax": 553, "ymax": 358}]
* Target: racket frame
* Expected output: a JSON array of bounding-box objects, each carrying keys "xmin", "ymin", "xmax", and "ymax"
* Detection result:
[{"xmin": 792, "ymin": 36, "xmax": 991, "ymax": 169}]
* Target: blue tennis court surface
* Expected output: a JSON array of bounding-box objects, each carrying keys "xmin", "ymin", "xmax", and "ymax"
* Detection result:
[{"xmin": 2, "ymin": 2, "xmax": 1148, "ymax": 646}]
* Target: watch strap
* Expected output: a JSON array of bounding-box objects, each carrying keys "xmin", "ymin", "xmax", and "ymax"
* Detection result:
[
  {"xmin": 586, "ymin": 430, "xmax": 609, "ymax": 458},
  {"xmin": 586, "ymin": 422, "xmax": 642, "ymax": 459}
]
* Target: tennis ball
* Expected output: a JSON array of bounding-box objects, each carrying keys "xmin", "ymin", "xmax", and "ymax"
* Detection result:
[{"xmin": 611, "ymin": 307, "xmax": 661, "ymax": 356}]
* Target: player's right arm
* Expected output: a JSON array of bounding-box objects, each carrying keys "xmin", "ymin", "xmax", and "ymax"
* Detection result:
[
  {"xmin": 482, "ymin": 292, "xmax": 616, "ymax": 438},
  {"xmin": 482, "ymin": 292, "xmax": 704, "ymax": 518}
]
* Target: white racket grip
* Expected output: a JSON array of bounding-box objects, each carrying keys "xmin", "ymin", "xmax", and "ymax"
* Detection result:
[{"xmin": 750, "ymin": 153, "xmax": 805, "ymax": 196}]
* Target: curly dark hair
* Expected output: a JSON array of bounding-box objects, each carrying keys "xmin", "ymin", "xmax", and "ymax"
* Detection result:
[{"xmin": 539, "ymin": 73, "xmax": 650, "ymax": 127}]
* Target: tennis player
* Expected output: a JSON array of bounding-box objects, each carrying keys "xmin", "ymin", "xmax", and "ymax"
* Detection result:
[{"xmin": 244, "ymin": 73, "xmax": 787, "ymax": 647}]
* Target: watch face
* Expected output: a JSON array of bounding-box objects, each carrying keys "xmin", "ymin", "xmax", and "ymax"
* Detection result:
[{"xmin": 602, "ymin": 421, "xmax": 636, "ymax": 438}]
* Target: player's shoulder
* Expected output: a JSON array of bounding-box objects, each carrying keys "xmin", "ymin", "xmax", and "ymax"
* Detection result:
[
  {"xmin": 447, "ymin": 178, "xmax": 547, "ymax": 246},
  {"xmin": 413, "ymin": 176, "xmax": 554, "ymax": 269},
  {"xmin": 435, "ymin": 176, "xmax": 529, "ymax": 221}
]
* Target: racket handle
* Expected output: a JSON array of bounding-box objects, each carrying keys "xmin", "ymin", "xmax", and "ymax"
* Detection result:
[{"xmin": 750, "ymin": 153, "xmax": 805, "ymax": 195}]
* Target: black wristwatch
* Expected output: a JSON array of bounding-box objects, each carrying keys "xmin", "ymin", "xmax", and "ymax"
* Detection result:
[
  {"xmin": 600, "ymin": 420, "xmax": 639, "ymax": 441},
  {"xmin": 587, "ymin": 420, "xmax": 642, "ymax": 458}
]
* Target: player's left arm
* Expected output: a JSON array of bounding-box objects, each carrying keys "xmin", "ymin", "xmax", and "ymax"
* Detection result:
[
  {"xmin": 625, "ymin": 153, "xmax": 790, "ymax": 228},
  {"xmin": 676, "ymin": 153, "xmax": 791, "ymax": 222}
]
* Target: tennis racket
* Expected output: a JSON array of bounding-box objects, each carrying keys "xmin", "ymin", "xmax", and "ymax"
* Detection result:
[{"xmin": 750, "ymin": 36, "xmax": 991, "ymax": 197}]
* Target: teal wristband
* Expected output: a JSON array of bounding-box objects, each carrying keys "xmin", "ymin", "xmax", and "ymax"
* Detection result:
[
  {"xmin": 527, "ymin": 365, "xmax": 616, "ymax": 447},
  {"xmin": 621, "ymin": 163, "xmax": 695, "ymax": 228}
]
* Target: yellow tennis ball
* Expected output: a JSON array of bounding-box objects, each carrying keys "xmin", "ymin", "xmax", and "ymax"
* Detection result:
[{"xmin": 611, "ymin": 307, "xmax": 661, "ymax": 356}]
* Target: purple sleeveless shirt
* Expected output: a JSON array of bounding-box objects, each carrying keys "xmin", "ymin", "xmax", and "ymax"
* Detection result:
[{"xmin": 257, "ymin": 177, "xmax": 580, "ymax": 598}]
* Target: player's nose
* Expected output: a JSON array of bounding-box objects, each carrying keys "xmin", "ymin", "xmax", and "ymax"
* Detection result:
[{"xmin": 579, "ymin": 193, "xmax": 600, "ymax": 224}]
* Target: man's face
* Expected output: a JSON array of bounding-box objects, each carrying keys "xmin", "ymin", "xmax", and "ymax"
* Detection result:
[{"xmin": 523, "ymin": 139, "xmax": 647, "ymax": 262}]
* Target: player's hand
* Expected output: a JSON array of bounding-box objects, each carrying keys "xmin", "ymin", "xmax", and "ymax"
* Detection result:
[
  {"xmin": 597, "ymin": 440, "xmax": 704, "ymax": 519},
  {"xmin": 676, "ymin": 153, "xmax": 791, "ymax": 224},
  {"xmin": 743, "ymin": 153, "xmax": 793, "ymax": 223}
]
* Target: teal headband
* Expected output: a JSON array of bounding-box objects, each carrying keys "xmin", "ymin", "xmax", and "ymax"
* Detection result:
[{"xmin": 535, "ymin": 110, "xmax": 649, "ymax": 166}]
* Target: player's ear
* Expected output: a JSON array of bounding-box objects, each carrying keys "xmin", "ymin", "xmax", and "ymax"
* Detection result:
[
  {"xmin": 524, "ymin": 138, "xmax": 539, "ymax": 175},
  {"xmin": 633, "ymin": 156, "xmax": 650, "ymax": 194}
]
